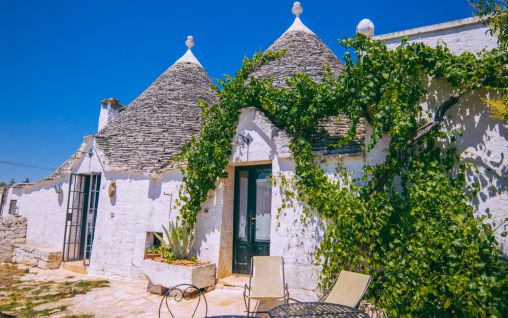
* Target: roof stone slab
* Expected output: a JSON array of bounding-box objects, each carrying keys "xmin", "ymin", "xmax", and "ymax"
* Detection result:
[{"xmin": 95, "ymin": 58, "xmax": 217, "ymax": 173}]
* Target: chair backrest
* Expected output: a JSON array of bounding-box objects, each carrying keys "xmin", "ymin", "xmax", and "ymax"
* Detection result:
[
  {"xmin": 322, "ymin": 270, "xmax": 371, "ymax": 308},
  {"xmin": 250, "ymin": 256, "xmax": 285, "ymax": 298},
  {"xmin": 159, "ymin": 284, "xmax": 207, "ymax": 318}
]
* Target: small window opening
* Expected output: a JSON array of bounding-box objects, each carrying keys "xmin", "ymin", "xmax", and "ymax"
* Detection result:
[
  {"xmin": 144, "ymin": 232, "xmax": 162, "ymax": 258},
  {"xmin": 8, "ymin": 200, "xmax": 18, "ymax": 215}
]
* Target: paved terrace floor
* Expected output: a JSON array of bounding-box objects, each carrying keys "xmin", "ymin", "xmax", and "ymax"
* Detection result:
[{"xmin": 11, "ymin": 265, "xmax": 317, "ymax": 318}]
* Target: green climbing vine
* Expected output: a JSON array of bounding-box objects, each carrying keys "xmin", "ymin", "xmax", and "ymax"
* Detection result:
[
  {"xmin": 175, "ymin": 50, "xmax": 286, "ymax": 231},
  {"xmin": 176, "ymin": 19, "xmax": 508, "ymax": 318}
]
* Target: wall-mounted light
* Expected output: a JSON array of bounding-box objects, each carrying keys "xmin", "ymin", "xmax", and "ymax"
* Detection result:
[
  {"xmin": 233, "ymin": 133, "xmax": 253, "ymax": 146},
  {"xmin": 108, "ymin": 180, "xmax": 117, "ymax": 197}
]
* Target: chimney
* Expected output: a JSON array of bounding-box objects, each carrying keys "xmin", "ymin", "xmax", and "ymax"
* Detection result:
[{"xmin": 98, "ymin": 98, "xmax": 124, "ymax": 131}]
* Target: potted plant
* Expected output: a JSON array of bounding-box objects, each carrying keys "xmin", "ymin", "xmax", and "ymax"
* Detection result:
[
  {"xmin": 143, "ymin": 246, "xmax": 160, "ymax": 260},
  {"xmin": 141, "ymin": 221, "xmax": 216, "ymax": 291},
  {"xmin": 153, "ymin": 222, "xmax": 194, "ymax": 264}
]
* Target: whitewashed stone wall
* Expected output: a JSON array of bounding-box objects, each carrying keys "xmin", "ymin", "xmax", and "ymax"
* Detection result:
[
  {"xmin": 378, "ymin": 18, "xmax": 498, "ymax": 54},
  {"xmin": 4, "ymin": 138, "xmax": 101, "ymax": 252},
  {"xmin": 88, "ymin": 172, "xmax": 178, "ymax": 279},
  {"xmin": 375, "ymin": 19, "xmax": 508, "ymax": 255},
  {"xmin": 88, "ymin": 109, "xmax": 294, "ymax": 280},
  {"xmin": 0, "ymin": 215, "xmax": 27, "ymax": 262},
  {"xmin": 98, "ymin": 103, "xmax": 120, "ymax": 132},
  {"xmin": 88, "ymin": 167, "xmax": 234, "ymax": 281},
  {"xmin": 230, "ymin": 109, "xmax": 365, "ymax": 296},
  {"xmin": 232, "ymin": 109, "xmax": 322, "ymax": 293},
  {"xmin": 86, "ymin": 107, "xmax": 366, "ymax": 298},
  {"xmin": 8, "ymin": 179, "xmax": 69, "ymax": 251}
]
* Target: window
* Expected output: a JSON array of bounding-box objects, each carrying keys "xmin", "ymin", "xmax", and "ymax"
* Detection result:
[
  {"xmin": 144, "ymin": 232, "xmax": 162, "ymax": 255},
  {"xmin": 8, "ymin": 200, "xmax": 17, "ymax": 215}
]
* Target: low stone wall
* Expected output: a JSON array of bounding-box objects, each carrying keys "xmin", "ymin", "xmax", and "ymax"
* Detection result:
[
  {"xmin": 13, "ymin": 244, "xmax": 62, "ymax": 269},
  {"xmin": 0, "ymin": 215, "xmax": 27, "ymax": 263}
]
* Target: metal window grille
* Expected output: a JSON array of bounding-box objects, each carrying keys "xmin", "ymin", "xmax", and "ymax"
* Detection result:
[
  {"xmin": 62, "ymin": 173, "xmax": 101, "ymax": 265},
  {"xmin": 83, "ymin": 174, "xmax": 101, "ymax": 265}
]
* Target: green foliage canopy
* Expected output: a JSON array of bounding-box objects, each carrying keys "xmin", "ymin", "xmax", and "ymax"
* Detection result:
[
  {"xmin": 471, "ymin": 0, "xmax": 508, "ymax": 48},
  {"xmin": 175, "ymin": 31, "xmax": 508, "ymax": 317}
]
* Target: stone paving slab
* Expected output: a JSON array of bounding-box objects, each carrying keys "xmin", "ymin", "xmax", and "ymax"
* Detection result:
[{"xmin": 16, "ymin": 266, "xmax": 294, "ymax": 317}]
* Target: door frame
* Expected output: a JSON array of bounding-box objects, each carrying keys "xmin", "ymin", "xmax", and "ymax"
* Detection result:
[
  {"xmin": 232, "ymin": 164, "xmax": 272, "ymax": 274},
  {"xmin": 62, "ymin": 173, "xmax": 101, "ymax": 265}
]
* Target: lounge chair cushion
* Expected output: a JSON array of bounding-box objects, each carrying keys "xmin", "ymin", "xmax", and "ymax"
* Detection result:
[
  {"xmin": 248, "ymin": 256, "xmax": 285, "ymax": 300},
  {"xmin": 323, "ymin": 270, "xmax": 371, "ymax": 308}
]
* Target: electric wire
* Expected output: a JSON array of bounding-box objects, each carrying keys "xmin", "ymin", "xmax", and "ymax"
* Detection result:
[{"xmin": 0, "ymin": 160, "xmax": 55, "ymax": 171}]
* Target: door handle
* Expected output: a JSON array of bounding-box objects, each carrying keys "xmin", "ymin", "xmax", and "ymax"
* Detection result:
[{"xmin": 251, "ymin": 217, "xmax": 256, "ymax": 221}]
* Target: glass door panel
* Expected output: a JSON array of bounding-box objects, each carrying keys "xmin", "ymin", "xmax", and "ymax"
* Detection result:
[
  {"xmin": 237, "ymin": 170, "xmax": 249, "ymax": 241},
  {"xmin": 255, "ymin": 170, "xmax": 272, "ymax": 241}
]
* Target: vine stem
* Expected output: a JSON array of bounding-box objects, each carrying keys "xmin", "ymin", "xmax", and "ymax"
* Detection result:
[{"xmin": 368, "ymin": 88, "xmax": 471, "ymax": 197}]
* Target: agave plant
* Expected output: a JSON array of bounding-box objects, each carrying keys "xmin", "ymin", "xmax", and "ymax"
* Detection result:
[{"xmin": 154, "ymin": 221, "xmax": 195, "ymax": 260}]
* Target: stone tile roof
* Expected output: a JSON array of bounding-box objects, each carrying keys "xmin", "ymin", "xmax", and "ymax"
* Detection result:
[
  {"xmin": 11, "ymin": 137, "xmax": 93, "ymax": 188},
  {"xmin": 85, "ymin": 19, "xmax": 363, "ymax": 175},
  {"xmin": 312, "ymin": 116, "xmax": 366, "ymax": 156},
  {"xmin": 251, "ymin": 25, "xmax": 365, "ymax": 155},
  {"xmin": 95, "ymin": 60, "xmax": 216, "ymax": 173},
  {"xmin": 50, "ymin": 136, "xmax": 92, "ymax": 178},
  {"xmin": 251, "ymin": 29, "xmax": 342, "ymax": 86}
]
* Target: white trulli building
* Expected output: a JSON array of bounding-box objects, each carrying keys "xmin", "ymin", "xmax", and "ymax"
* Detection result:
[{"xmin": 1, "ymin": 3, "xmax": 506, "ymax": 297}]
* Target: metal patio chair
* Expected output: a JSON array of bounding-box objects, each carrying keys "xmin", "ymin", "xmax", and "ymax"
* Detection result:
[
  {"xmin": 243, "ymin": 256, "xmax": 289, "ymax": 316},
  {"xmin": 159, "ymin": 284, "xmax": 208, "ymax": 318}
]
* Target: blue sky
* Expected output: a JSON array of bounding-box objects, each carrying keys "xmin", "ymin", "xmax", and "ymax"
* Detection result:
[{"xmin": 0, "ymin": 0, "xmax": 476, "ymax": 182}]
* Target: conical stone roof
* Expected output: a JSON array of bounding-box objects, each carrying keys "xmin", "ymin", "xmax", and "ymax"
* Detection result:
[
  {"xmin": 95, "ymin": 39, "xmax": 217, "ymax": 173},
  {"xmin": 250, "ymin": 18, "xmax": 342, "ymax": 87},
  {"xmin": 251, "ymin": 3, "xmax": 365, "ymax": 156}
]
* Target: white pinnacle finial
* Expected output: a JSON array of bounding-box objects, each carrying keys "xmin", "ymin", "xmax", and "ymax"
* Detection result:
[
  {"xmin": 292, "ymin": 2, "xmax": 302, "ymax": 17},
  {"xmin": 285, "ymin": 1, "xmax": 313, "ymax": 35},
  {"xmin": 174, "ymin": 35, "xmax": 201, "ymax": 67},
  {"xmin": 185, "ymin": 35, "xmax": 195, "ymax": 49}
]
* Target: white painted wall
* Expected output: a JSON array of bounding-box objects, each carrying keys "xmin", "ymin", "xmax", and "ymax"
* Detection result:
[
  {"xmin": 87, "ymin": 107, "xmax": 366, "ymax": 297},
  {"xmin": 6, "ymin": 178, "xmax": 68, "ymax": 251},
  {"xmin": 98, "ymin": 103, "xmax": 120, "ymax": 132},
  {"xmin": 379, "ymin": 19, "xmax": 498, "ymax": 54},
  {"xmin": 88, "ymin": 171, "xmax": 182, "ymax": 278},
  {"xmin": 4, "ymin": 138, "xmax": 100, "ymax": 252},
  {"xmin": 231, "ymin": 109, "xmax": 324, "ymax": 294},
  {"xmin": 229, "ymin": 109, "xmax": 365, "ymax": 296},
  {"xmin": 375, "ymin": 20, "xmax": 508, "ymax": 255}
]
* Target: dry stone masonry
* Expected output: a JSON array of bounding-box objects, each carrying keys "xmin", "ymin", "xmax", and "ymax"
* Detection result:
[
  {"xmin": 95, "ymin": 62, "xmax": 217, "ymax": 173},
  {"xmin": 0, "ymin": 215, "xmax": 27, "ymax": 263},
  {"xmin": 13, "ymin": 244, "xmax": 62, "ymax": 269}
]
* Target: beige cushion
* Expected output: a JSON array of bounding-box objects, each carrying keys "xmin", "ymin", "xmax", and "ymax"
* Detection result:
[
  {"xmin": 248, "ymin": 256, "xmax": 285, "ymax": 300},
  {"xmin": 323, "ymin": 270, "xmax": 371, "ymax": 308}
]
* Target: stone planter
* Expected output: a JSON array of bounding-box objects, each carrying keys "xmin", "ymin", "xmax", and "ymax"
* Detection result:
[{"xmin": 140, "ymin": 259, "xmax": 216, "ymax": 291}]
